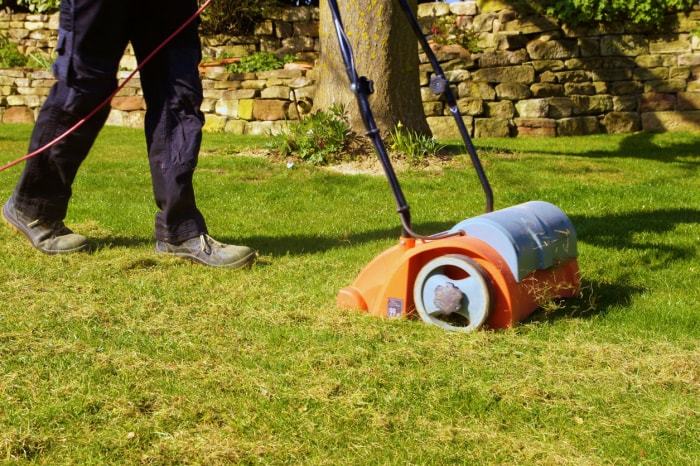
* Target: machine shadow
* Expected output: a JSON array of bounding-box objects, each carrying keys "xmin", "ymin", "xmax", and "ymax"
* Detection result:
[
  {"xmin": 580, "ymin": 131, "xmax": 700, "ymax": 165},
  {"xmin": 93, "ymin": 221, "xmax": 458, "ymax": 258},
  {"xmin": 529, "ymin": 207, "xmax": 699, "ymax": 323},
  {"xmin": 238, "ymin": 221, "xmax": 458, "ymax": 258},
  {"xmin": 571, "ymin": 207, "xmax": 700, "ymax": 262}
]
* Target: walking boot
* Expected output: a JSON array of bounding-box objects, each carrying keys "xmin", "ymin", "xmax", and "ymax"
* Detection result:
[
  {"xmin": 2, "ymin": 197, "xmax": 89, "ymax": 254},
  {"xmin": 155, "ymin": 234, "xmax": 256, "ymax": 269}
]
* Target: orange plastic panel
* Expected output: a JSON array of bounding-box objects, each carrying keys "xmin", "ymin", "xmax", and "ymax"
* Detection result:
[{"xmin": 336, "ymin": 235, "xmax": 580, "ymax": 330}]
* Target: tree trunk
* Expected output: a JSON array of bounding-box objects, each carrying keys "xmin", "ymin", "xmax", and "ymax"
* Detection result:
[{"xmin": 315, "ymin": 0, "xmax": 430, "ymax": 137}]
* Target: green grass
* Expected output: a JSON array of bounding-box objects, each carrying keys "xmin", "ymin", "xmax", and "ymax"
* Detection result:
[{"xmin": 0, "ymin": 125, "xmax": 698, "ymax": 464}]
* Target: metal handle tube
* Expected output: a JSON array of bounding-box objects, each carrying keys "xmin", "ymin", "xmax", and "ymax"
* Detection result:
[
  {"xmin": 396, "ymin": 0, "xmax": 494, "ymax": 213},
  {"xmin": 327, "ymin": 0, "xmax": 413, "ymax": 237}
]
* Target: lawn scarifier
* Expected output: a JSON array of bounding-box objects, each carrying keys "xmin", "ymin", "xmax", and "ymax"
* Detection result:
[{"xmin": 330, "ymin": 0, "xmax": 581, "ymax": 331}]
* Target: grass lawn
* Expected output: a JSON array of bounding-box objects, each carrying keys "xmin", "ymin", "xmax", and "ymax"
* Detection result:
[{"xmin": 0, "ymin": 124, "xmax": 698, "ymax": 464}]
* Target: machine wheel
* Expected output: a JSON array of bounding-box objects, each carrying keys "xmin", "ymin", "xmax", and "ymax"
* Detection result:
[{"xmin": 413, "ymin": 254, "xmax": 493, "ymax": 331}]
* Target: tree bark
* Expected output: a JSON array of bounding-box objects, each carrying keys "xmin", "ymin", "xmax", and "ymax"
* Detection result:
[{"xmin": 315, "ymin": 0, "xmax": 430, "ymax": 137}]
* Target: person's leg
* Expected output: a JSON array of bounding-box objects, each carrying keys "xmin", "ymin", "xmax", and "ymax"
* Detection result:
[
  {"xmin": 3, "ymin": 0, "xmax": 130, "ymax": 254},
  {"xmin": 12, "ymin": 0, "xmax": 130, "ymax": 220},
  {"xmin": 130, "ymin": 0, "xmax": 206, "ymax": 244},
  {"xmin": 131, "ymin": 1, "xmax": 256, "ymax": 268}
]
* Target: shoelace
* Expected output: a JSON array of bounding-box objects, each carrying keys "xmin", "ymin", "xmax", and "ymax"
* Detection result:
[
  {"xmin": 27, "ymin": 218, "xmax": 69, "ymax": 235},
  {"xmin": 199, "ymin": 234, "xmax": 212, "ymax": 255}
]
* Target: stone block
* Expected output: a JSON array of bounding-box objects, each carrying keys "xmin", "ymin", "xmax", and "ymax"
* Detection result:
[
  {"xmin": 418, "ymin": 2, "xmax": 451, "ymax": 17},
  {"xmin": 215, "ymin": 99, "xmax": 239, "ymax": 118},
  {"xmin": 531, "ymin": 59, "xmax": 566, "ymax": 72},
  {"xmin": 641, "ymin": 111, "xmax": 700, "ymax": 132},
  {"xmin": 294, "ymin": 21, "xmax": 319, "ymax": 38},
  {"xmin": 472, "ymin": 65, "xmax": 535, "ymax": 84},
  {"xmin": 547, "ymin": 97, "xmax": 575, "ymax": 118},
  {"xmin": 456, "ymin": 98, "xmax": 484, "ymax": 116},
  {"xmin": 450, "ymin": 1, "xmax": 478, "ymax": 16},
  {"xmin": 261, "ymin": 86, "xmax": 291, "ymax": 100},
  {"xmin": 291, "ymin": 86, "xmax": 316, "ymax": 101},
  {"xmin": 644, "ymin": 79, "xmax": 688, "ymax": 93},
  {"xmin": 289, "ymin": 76, "xmax": 314, "ymax": 89},
  {"xmin": 421, "ymin": 86, "xmax": 443, "ymax": 102},
  {"xmin": 678, "ymin": 53, "xmax": 700, "ymax": 67},
  {"xmin": 106, "ymin": 109, "xmax": 126, "ymax": 127},
  {"xmin": 254, "ymin": 20, "xmax": 273, "ymax": 36},
  {"xmin": 257, "ymin": 69, "xmax": 303, "ymax": 80},
  {"xmin": 515, "ymin": 98, "xmax": 549, "ymax": 118},
  {"xmin": 495, "ymin": 82, "xmax": 531, "ymax": 100},
  {"xmin": 6, "ymin": 95, "xmax": 27, "ymax": 106},
  {"xmin": 637, "ymin": 93, "xmax": 676, "ymax": 112},
  {"xmin": 601, "ymin": 112, "xmax": 640, "ymax": 134},
  {"xmin": 253, "ymin": 99, "xmax": 289, "ymax": 121},
  {"xmin": 579, "ymin": 37, "xmax": 600, "ymax": 58},
  {"xmin": 223, "ymin": 89, "xmax": 257, "ymax": 100},
  {"xmin": 608, "ymin": 81, "xmax": 644, "ymax": 96},
  {"xmin": 241, "ymin": 80, "xmax": 268, "ymax": 90},
  {"xmin": 564, "ymin": 82, "xmax": 596, "ymax": 96},
  {"xmin": 669, "ymin": 66, "xmax": 691, "ymax": 80},
  {"xmin": 427, "ymin": 116, "xmax": 473, "ymax": 139},
  {"xmin": 275, "ymin": 20, "xmax": 291, "ymax": 40},
  {"xmin": 504, "ymin": 15, "xmax": 559, "ymax": 34},
  {"xmin": 479, "ymin": 50, "xmax": 529, "ymax": 67},
  {"xmin": 531, "ymin": 83, "xmax": 564, "ymax": 97},
  {"xmin": 111, "ymin": 96, "xmax": 145, "ymax": 111},
  {"xmin": 554, "ymin": 70, "xmax": 590, "ymax": 83},
  {"xmin": 203, "ymin": 114, "xmax": 227, "ymax": 133},
  {"xmin": 267, "ymin": 6, "xmax": 311, "ymax": 22},
  {"xmin": 445, "ymin": 69, "xmax": 471, "ymax": 84},
  {"xmin": 200, "ymin": 98, "xmax": 217, "ymax": 113},
  {"xmin": 238, "ymin": 99, "xmax": 255, "ymax": 121},
  {"xmin": 474, "ymin": 118, "xmax": 511, "ymax": 138},
  {"xmin": 600, "ymin": 35, "xmax": 648, "ymax": 57},
  {"xmin": 633, "ymin": 67, "xmax": 669, "ymax": 81},
  {"xmin": 458, "ymin": 81, "xmax": 496, "ymax": 100},
  {"xmin": 485, "ymin": 100, "xmax": 515, "ymax": 118},
  {"xmin": 423, "ymin": 101, "xmax": 444, "ymax": 117},
  {"xmin": 590, "ymin": 68, "xmax": 632, "ymax": 81},
  {"xmin": 526, "ymin": 39, "xmax": 579, "ymax": 60},
  {"xmin": 649, "ymin": 37, "xmax": 692, "ymax": 54},
  {"xmin": 635, "ymin": 54, "xmax": 677, "ymax": 68},
  {"xmin": 572, "ymin": 95, "xmax": 614, "ymax": 115},
  {"xmin": 2, "ymin": 105, "xmax": 34, "ymax": 123},
  {"xmin": 556, "ymin": 116, "xmax": 600, "ymax": 136},
  {"xmin": 245, "ymin": 121, "xmax": 275, "ymax": 136},
  {"xmin": 224, "ymin": 119, "xmax": 247, "ymax": 135},
  {"xmin": 612, "ymin": 96, "xmax": 638, "ymax": 112},
  {"xmin": 126, "ymin": 111, "xmax": 145, "ymax": 129},
  {"xmin": 514, "ymin": 118, "xmax": 556, "ymax": 137},
  {"xmin": 678, "ymin": 92, "xmax": 700, "ymax": 110}
]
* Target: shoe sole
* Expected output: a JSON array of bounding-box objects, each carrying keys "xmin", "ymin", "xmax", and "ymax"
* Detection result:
[
  {"xmin": 2, "ymin": 206, "xmax": 89, "ymax": 255},
  {"xmin": 156, "ymin": 247, "xmax": 257, "ymax": 269}
]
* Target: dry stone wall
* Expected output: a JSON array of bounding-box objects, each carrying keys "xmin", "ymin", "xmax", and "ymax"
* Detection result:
[{"xmin": 1, "ymin": 3, "xmax": 699, "ymax": 138}]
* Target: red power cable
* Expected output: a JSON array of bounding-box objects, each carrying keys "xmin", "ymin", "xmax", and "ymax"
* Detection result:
[{"xmin": 0, "ymin": 0, "xmax": 213, "ymax": 173}]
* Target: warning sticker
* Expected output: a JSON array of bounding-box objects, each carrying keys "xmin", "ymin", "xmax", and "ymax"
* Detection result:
[{"xmin": 387, "ymin": 297, "xmax": 404, "ymax": 318}]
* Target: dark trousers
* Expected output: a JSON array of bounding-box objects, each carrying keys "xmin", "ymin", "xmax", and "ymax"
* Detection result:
[{"xmin": 13, "ymin": 0, "xmax": 207, "ymax": 243}]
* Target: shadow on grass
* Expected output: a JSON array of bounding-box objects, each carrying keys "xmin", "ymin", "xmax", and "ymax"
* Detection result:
[
  {"xmin": 475, "ymin": 131, "xmax": 700, "ymax": 166},
  {"xmin": 531, "ymin": 207, "xmax": 700, "ymax": 322},
  {"xmin": 580, "ymin": 132, "xmax": 700, "ymax": 165},
  {"xmin": 571, "ymin": 207, "xmax": 700, "ymax": 263},
  {"xmin": 92, "ymin": 208, "xmax": 697, "ymax": 323},
  {"xmin": 240, "ymin": 220, "xmax": 456, "ymax": 257},
  {"xmin": 526, "ymin": 279, "xmax": 645, "ymax": 325}
]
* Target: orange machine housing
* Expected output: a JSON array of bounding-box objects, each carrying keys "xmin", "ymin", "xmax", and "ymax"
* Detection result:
[{"xmin": 336, "ymin": 201, "xmax": 581, "ymax": 330}]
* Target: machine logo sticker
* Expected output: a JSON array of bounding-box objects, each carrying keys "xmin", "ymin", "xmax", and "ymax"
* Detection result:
[{"xmin": 387, "ymin": 298, "xmax": 404, "ymax": 318}]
